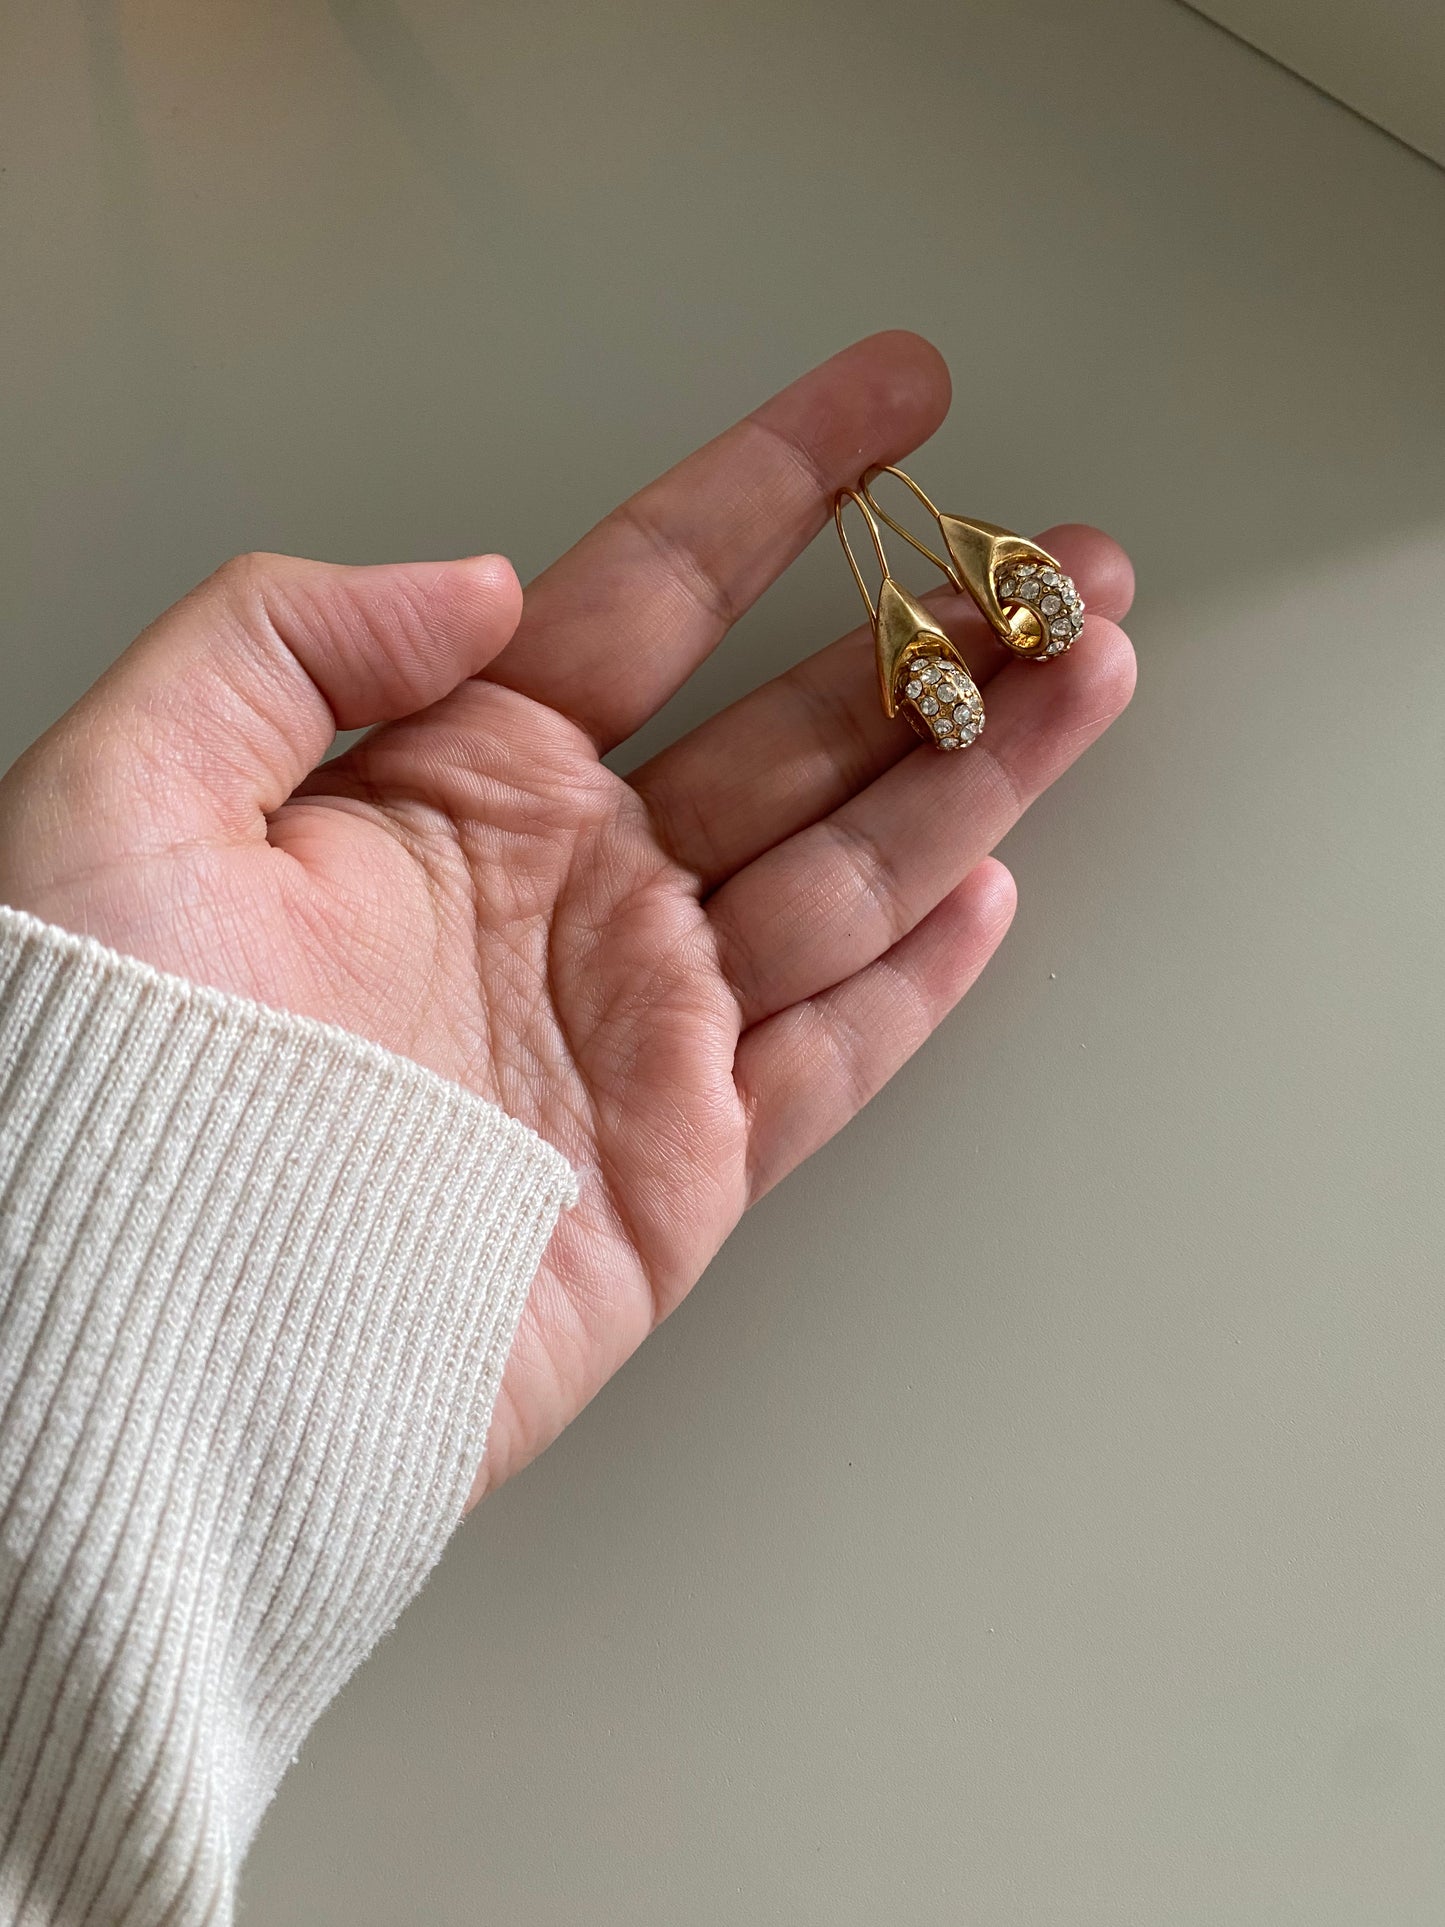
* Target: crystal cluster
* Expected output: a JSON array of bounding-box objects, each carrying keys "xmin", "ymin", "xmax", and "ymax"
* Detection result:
[
  {"xmin": 899, "ymin": 652, "xmax": 984, "ymax": 751},
  {"xmin": 994, "ymin": 559, "xmax": 1085, "ymax": 659}
]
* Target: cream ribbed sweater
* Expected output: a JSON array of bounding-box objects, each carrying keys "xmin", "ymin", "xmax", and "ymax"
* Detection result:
[{"xmin": 0, "ymin": 905, "xmax": 576, "ymax": 1925}]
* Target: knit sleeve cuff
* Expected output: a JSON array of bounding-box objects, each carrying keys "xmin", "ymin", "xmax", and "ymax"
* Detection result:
[{"xmin": 0, "ymin": 904, "xmax": 576, "ymax": 1924}]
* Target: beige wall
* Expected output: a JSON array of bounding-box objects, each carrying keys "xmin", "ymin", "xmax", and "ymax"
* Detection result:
[{"xmin": 2, "ymin": 3, "xmax": 1444, "ymax": 1922}]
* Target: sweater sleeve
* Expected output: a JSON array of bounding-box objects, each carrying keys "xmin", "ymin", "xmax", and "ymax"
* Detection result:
[{"xmin": 0, "ymin": 905, "xmax": 577, "ymax": 1926}]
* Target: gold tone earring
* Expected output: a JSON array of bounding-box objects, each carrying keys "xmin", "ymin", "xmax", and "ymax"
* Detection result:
[
  {"xmin": 834, "ymin": 488, "xmax": 985, "ymax": 751},
  {"xmin": 859, "ymin": 465, "xmax": 1085, "ymax": 664}
]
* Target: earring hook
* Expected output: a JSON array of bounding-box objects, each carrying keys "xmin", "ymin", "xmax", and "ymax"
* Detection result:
[
  {"xmin": 858, "ymin": 464, "xmax": 956, "ymax": 583},
  {"xmin": 833, "ymin": 488, "xmax": 891, "ymax": 624}
]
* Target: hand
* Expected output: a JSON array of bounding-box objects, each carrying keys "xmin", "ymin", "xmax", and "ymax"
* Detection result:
[{"xmin": 0, "ymin": 334, "xmax": 1135, "ymax": 1503}]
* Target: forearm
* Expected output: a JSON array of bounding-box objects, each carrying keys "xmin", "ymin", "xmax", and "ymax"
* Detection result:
[{"xmin": 0, "ymin": 906, "xmax": 574, "ymax": 1926}]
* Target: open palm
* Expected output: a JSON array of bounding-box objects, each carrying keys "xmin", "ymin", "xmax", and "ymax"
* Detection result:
[{"xmin": 0, "ymin": 334, "xmax": 1135, "ymax": 1502}]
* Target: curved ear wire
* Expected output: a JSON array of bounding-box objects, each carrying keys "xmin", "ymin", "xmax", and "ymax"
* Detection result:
[
  {"xmin": 833, "ymin": 489, "xmax": 892, "ymax": 623},
  {"xmin": 858, "ymin": 465, "xmax": 956, "ymax": 583}
]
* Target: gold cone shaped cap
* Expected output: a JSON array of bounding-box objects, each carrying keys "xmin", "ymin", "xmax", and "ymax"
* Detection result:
[
  {"xmin": 875, "ymin": 576, "xmax": 954, "ymax": 717},
  {"xmin": 937, "ymin": 515, "xmax": 1013, "ymax": 638},
  {"xmin": 939, "ymin": 514, "xmax": 1061, "ymax": 654}
]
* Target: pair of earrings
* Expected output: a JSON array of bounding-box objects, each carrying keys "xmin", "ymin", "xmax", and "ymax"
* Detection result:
[{"xmin": 834, "ymin": 467, "xmax": 1084, "ymax": 752}]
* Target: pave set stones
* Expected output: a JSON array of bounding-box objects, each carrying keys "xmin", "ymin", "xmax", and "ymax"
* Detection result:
[
  {"xmin": 899, "ymin": 652, "xmax": 984, "ymax": 751},
  {"xmin": 993, "ymin": 560, "xmax": 1085, "ymax": 659}
]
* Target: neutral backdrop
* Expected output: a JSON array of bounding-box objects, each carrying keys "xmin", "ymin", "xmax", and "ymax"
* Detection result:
[
  {"xmin": 3, "ymin": 3, "xmax": 1444, "ymax": 1923},
  {"xmin": 1188, "ymin": 0, "xmax": 1445, "ymax": 165}
]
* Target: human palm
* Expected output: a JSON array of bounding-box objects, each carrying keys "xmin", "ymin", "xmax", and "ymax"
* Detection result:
[{"xmin": 0, "ymin": 334, "xmax": 1135, "ymax": 1502}]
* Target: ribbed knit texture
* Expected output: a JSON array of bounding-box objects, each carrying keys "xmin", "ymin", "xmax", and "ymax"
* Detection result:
[{"xmin": 0, "ymin": 906, "xmax": 576, "ymax": 1925}]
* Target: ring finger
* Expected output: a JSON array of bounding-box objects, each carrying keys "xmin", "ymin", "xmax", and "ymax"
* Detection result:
[{"xmin": 708, "ymin": 615, "xmax": 1137, "ymax": 1027}]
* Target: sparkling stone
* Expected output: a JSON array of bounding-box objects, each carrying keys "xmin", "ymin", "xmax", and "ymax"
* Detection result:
[
  {"xmin": 1041, "ymin": 593, "xmax": 1062, "ymax": 616},
  {"xmin": 921, "ymin": 663, "xmax": 940, "ymax": 685},
  {"xmin": 919, "ymin": 696, "xmax": 938, "ymax": 716},
  {"xmin": 938, "ymin": 733, "xmax": 957, "ymax": 749},
  {"xmin": 1016, "ymin": 561, "xmax": 1038, "ymax": 576},
  {"xmin": 905, "ymin": 678, "xmax": 922, "ymax": 700},
  {"xmin": 997, "ymin": 576, "xmax": 1016, "ymax": 599},
  {"xmin": 953, "ymin": 703, "xmax": 972, "ymax": 723},
  {"xmin": 1040, "ymin": 569, "xmax": 1059, "ymax": 587},
  {"xmin": 1015, "ymin": 578, "xmax": 1037, "ymax": 600},
  {"xmin": 1050, "ymin": 618, "xmax": 1071, "ymax": 639}
]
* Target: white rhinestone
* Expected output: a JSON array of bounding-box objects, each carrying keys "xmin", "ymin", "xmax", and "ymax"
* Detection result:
[
  {"xmin": 1050, "ymin": 619, "xmax": 1070, "ymax": 639},
  {"xmin": 921, "ymin": 663, "xmax": 940, "ymax": 685},
  {"xmin": 1016, "ymin": 561, "xmax": 1037, "ymax": 577},
  {"xmin": 953, "ymin": 703, "xmax": 971, "ymax": 723},
  {"xmin": 905, "ymin": 678, "xmax": 922, "ymax": 699},
  {"xmin": 997, "ymin": 577, "xmax": 1016, "ymax": 599},
  {"xmin": 1040, "ymin": 569, "xmax": 1059, "ymax": 587},
  {"xmin": 1041, "ymin": 593, "xmax": 1062, "ymax": 616},
  {"xmin": 938, "ymin": 734, "xmax": 957, "ymax": 749},
  {"xmin": 919, "ymin": 696, "xmax": 938, "ymax": 716}
]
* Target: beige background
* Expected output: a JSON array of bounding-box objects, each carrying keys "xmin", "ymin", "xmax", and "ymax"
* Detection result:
[{"xmin": 3, "ymin": 2, "xmax": 1444, "ymax": 1922}]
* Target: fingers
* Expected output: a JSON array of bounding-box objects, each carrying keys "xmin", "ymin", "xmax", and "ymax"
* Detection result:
[
  {"xmin": 1038, "ymin": 523, "xmax": 1135, "ymax": 622},
  {"xmin": 737, "ymin": 858, "xmax": 1017, "ymax": 1202},
  {"xmin": 51, "ymin": 552, "xmax": 523, "ymax": 838},
  {"xmin": 486, "ymin": 331, "xmax": 952, "ymax": 749},
  {"xmin": 635, "ymin": 524, "xmax": 1134, "ymax": 892},
  {"xmin": 709, "ymin": 616, "xmax": 1135, "ymax": 1025}
]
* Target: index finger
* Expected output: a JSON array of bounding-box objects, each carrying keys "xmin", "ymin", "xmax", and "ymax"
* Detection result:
[{"xmin": 485, "ymin": 332, "xmax": 952, "ymax": 749}]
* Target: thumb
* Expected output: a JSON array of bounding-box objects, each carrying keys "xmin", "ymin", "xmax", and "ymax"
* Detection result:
[{"xmin": 39, "ymin": 550, "xmax": 523, "ymax": 837}]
